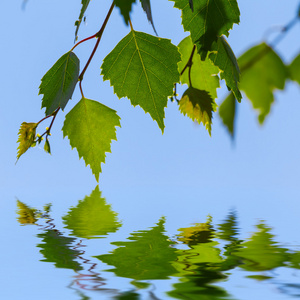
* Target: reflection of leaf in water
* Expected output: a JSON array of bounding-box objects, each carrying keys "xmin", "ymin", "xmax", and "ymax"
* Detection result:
[
  {"xmin": 234, "ymin": 223, "xmax": 288, "ymax": 271},
  {"xmin": 63, "ymin": 186, "xmax": 121, "ymax": 239},
  {"xmin": 217, "ymin": 211, "xmax": 239, "ymax": 241},
  {"xmin": 167, "ymin": 267, "xmax": 233, "ymax": 300},
  {"xmin": 16, "ymin": 200, "xmax": 38, "ymax": 225},
  {"xmin": 114, "ymin": 290, "xmax": 140, "ymax": 299},
  {"xmin": 37, "ymin": 229, "xmax": 83, "ymax": 271},
  {"xmin": 96, "ymin": 218, "xmax": 178, "ymax": 280}
]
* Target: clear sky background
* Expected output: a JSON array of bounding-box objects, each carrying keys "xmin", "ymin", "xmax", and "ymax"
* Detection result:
[
  {"xmin": 1, "ymin": 1, "xmax": 300, "ymax": 299},
  {"xmin": 0, "ymin": 0, "xmax": 299, "ymax": 231}
]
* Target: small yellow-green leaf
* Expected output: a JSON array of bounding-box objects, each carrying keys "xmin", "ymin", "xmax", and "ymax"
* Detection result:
[
  {"xmin": 44, "ymin": 139, "xmax": 51, "ymax": 154},
  {"xmin": 17, "ymin": 122, "xmax": 38, "ymax": 161},
  {"xmin": 219, "ymin": 93, "xmax": 236, "ymax": 138},
  {"xmin": 179, "ymin": 87, "xmax": 217, "ymax": 135},
  {"xmin": 16, "ymin": 200, "xmax": 38, "ymax": 225},
  {"xmin": 62, "ymin": 98, "xmax": 121, "ymax": 181}
]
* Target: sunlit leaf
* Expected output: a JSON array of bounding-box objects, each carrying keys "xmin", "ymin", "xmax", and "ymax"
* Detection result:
[
  {"xmin": 219, "ymin": 93, "xmax": 236, "ymax": 138},
  {"xmin": 63, "ymin": 186, "xmax": 121, "ymax": 239},
  {"xmin": 16, "ymin": 200, "xmax": 38, "ymax": 225},
  {"xmin": 96, "ymin": 218, "xmax": 178, "ymax": 280},
  {"xmin": 289, "ymin": 53, "xmax": 300, "ymax": 85},
  {"xmin": 101, "ymin": 30, "xmax": 181, "ymax": 132},
  {"xmin": 178, "ymin": 36, "xmax": 220, "ymax": 99},
  {"xmin": 74, "ymin": 0, "xmax": 91, "ymax": 41},
  {"xmin": 172, "ymin": 0, "xmax": 240, "ymax": 59},
  {"xmin": 139, "ymin": 0, "xmax": 157, "ymax": 34},
  {"xmin": 62, "ymin": 98, "xmax": 121, "ymax": 181},
  {"xmin": 115, "ymin": 0, "xmax": 136, "ymax": 25},
  {"xmin": 209, "ymin": 36, "xmax": 242, "ymax": 102},
  {"xmin": 39, "ymin": 51, "xmax": 80, "ymax": 115},
  {"xmin": 37, "ymin": 229, "xmax": 83, "ymax": 271},
  {"xmin": 238, "ymin": 43, "xmax": 288, "ymax": 124},
  {"xmin": 179, "ymin": 87, "xmax": 217, "ymax": 135},
  {"xmin": 234, "ymin": 223, "xmax": 288, "ymax": 271},
  {"xmin": 44, "ymin": 139, "xmax": 51, "ymax": 154},
  {"xmin": 16, "ymin": 122, "xmax": 37, "ymax": 161}
]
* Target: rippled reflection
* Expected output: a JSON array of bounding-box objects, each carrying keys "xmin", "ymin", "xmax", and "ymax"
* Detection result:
[{"xmin": 16, "ymin": 186, "xmax": 300, "ymax": 299}]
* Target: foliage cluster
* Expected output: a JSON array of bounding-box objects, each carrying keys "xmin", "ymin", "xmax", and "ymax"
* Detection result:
[{"xmin": 17, "ymin": 0, "xmax": 300, "ymax": 180}]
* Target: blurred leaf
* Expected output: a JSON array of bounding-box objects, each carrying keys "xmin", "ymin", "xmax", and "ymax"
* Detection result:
[
  {"xmin": 289, "ymin": 53, "xmax": 300, "ymax": 85},
  {"xmin": 178, "ymin": 36, "xmax": 220, "ymax": 99},
  {"xmin": 16, "ymin": 122, "xmax": 37, "ymax": 161},
  {"xmin": 217, "ymin": 211, "xmax": 239, "ymax": 241},
  {"xmin": 37, "ymin": 229, "xmax": 83, "ymax": 270},
  {"xmin": 16, "ymin": 200, "xmax": 38, "ymax": 225},
  {"xmin": 179, "ymin": 87, "xmax": 217, "ymax": 135},
  {"xmin": 139, "ymin": 0, "xmax": 157, "ymax": 34},
  {"xmin": 209, "ymin": 36, "xmax": 242, "ymax": 102},
  {"xmin": 62, "ymin": 98, "xmax": 121, "ymax": 181},
  {"xmin": 101, "ymin": 30, "xmax": 181, "ymax": 132},
  {"xmin": 219, "ymin": 93, "xmax": 236, "ymax": 138},
  {"xmin": 234, "ymin": 223, "xmax": 288, "ymax": 271},
  {"xmin": 171, "ymin": 0, "xmax": 240, "ymax": 59},
  {"xmin": 39, "ymin": 51, "xmax": 80, "ymax": 115},
  {"xmin": 63, "ymin": 186, "xmax": 121, "ymax": 239},
  {"xmin": 74, "ymin": 0, "xmax": 91, "ymax": 41},
  {"xmin": 115, "ymin": 0, "xmax": 136, "ymax": 25},
  {"xmin": 44, "ymin": 139, "xmax": 51, "ymax": 154},
  {"xmin": 238, "ymin": 43, "xmax": 288, "ymax": 124},
  {"xmin": 96, "ymin": 218, "xmax": 178, "ymax": 280}
]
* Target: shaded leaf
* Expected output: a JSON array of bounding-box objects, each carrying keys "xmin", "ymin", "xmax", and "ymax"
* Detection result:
[
  {"xmin": 37, "ymin": 229, "xmax": 83, "ymax": 271},
  {"xmin": 219, "ymin": 93, "xmax": 236, "ymax": 138},
  {"xmin": 238, "ymin": 43, "xmax": 288, "ymax": 124},
  {"xmin": 115, "ymin": 0, "xmax": 136, "ymax": 25},
  {"xmin": 75, "ymin": 0, "xmax": 91, "ymax": 41},
  {"xmin": 172, "ymin": 0, "xmax": 240, "ymax": 59},
  {"xmin": 289, "ymin": 53, "xmax": 300, "ymax": 85},
  {"xmin": 101, "ymin": 30, "xmax": 181, "ymax": 132},
  {"xmin": 16, "ymin": 122, "xmax": 37, "ymax": 161},
  {"xmin": 179, "ymin": 87, "xmax": 217, "ymax": 135},
  {"xmin": 178, "ymin": 36, "xmax": 220, "ymax": 99},
  {"xmin": 62, "ymin": 98, "xmax": 120, "ymax": 181},
  {"xmin": 209, "ymin": 36, "xmax": 242, "ymax": 101},
  {"xmin": 16, "ymin": 200, "xmax": 38, "ymax": 225},
  {"xmin": 139, "ymin": 0, "xmax": 157, "ymax": 34},
  {"xmin": 96, "ymin": 218, "xmax": 178, "ymax": 280},
  {"xmin": 39, "ymin": 51, "xmax": 80, "ymax": 115},
  {"xmin": 63, "ymin": 186, "xmax": 121, "ymax": 239}
]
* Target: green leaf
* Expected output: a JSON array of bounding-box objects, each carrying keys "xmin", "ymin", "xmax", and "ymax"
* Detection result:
[
  {"xmin": 95, "ymin": 218, "xmax": 178, "ymax": 280},
  {"xmin": 16, "ymin": 122, "xmax": 37, "ymax": 161},
  {"xmin": 209, "ymin": 36, "xmax": 242, "ymax": 101},
  {"xmin": 62, "ymin": 98, "xmax": 121, "ymax": 181},
  {"xmin": 74, "ymin": 0, "xmax": 91, "ymax": 41},
  {"xmin": 63, "ymin": 186, "xmax": 121, "ymax": 239},
  {"xmin": 39, "ymin": 51, "xmax": 80, "ymax": 115},
  {"xmin": 171, "ymin": 0, "xmax": 240, "ymax": 59},
  {"xmin": 101, "ymin": 30, "xmax": 181, "ymax": 132},
  {"xmin": 178, "ymin": 36, "xmax": 220, "ymax": 99},
  {"xmin": 139, "ymin": 0, "xmax": 157, "ymax": 34},
  {"xmin": 219, "ymin": 93, "xmax": 236, "ymax": 138},
  {"xmin": 44, "ymin": 139, "xmax": 51, "ymax": 154},
  {"xmin": 289, "ymin": 53, "xmax": 300, "ymax": 85},
  {"xmin": 238, "ymin": 43, "xmax": 288, "ymax": 124},
  {"xmin": 37, "ymin": 229, "xmax": 83, "ymax": 271},
  {"xmin": 179, "ymin": 87, "xmax": 217, "ymax": 135},
  {"xmin": 115, "ymin": 0, "xmax": 136, "ymax": 25},
  {"xmin": 16, "ymin": 200, "xmax": 38, "ymax": 225}
]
